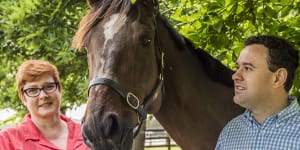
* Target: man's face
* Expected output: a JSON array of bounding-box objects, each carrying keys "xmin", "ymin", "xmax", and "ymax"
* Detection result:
[{"xmin": 232, "ymin": 44, "xmax": 275, "ymax": 111}]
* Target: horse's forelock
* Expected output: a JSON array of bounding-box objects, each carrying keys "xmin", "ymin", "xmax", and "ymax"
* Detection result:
[{"xmin": 72, "ymin": 0, "xmax": 132, "ymax": 50}]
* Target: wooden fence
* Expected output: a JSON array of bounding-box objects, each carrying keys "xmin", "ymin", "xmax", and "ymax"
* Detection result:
[{"xmin": 145, "ymin": 128, "xmax": 178, "ymax": 149}]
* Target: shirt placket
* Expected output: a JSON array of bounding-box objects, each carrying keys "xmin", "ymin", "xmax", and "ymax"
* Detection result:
[{"xmin": 253, "ymin": 116, "xmax": 275, "ymax": 150}]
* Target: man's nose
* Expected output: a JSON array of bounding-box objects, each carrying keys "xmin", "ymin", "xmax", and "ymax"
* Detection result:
[{"xmin": 232, "ymin": 69, "xmax": 242, "ymax": 81}]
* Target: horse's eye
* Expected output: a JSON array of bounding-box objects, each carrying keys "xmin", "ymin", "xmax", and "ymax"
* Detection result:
[{"xmin": 141, "ymin": 38, "xmax": 152, "ymax": 47}]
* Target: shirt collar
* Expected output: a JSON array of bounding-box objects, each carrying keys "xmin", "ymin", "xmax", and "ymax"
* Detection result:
[
  {"xmin": 276, "ymin": 96, "xmax": 300, "ymax": 123},
  {"xmin": 22, "ymin": 114, "xmax": 42, "ymax": 141},
  {"xmin": 243, "ymin": 96, "xmax": 299, "ymax": 126},
  {"xmin": 21, "ymin": 114, "xmax": 83, "ymax": 141},
  {"xmin": 19, "ymin": 114, "xmax": 85, "ymax": 149}
]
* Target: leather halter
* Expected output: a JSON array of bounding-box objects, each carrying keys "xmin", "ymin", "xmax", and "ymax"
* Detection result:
[{"xmin": 87, "ymin": 30, "xmax": 164, "ymax": 137}]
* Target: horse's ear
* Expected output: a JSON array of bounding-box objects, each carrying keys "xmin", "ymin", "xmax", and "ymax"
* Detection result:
[
  {"xmin": 150, "ymin": 0, "xmax": 159, "ymax": 7},
  {"xmin": 133, "ymin": 0, "xmax": 157, "ymax": 7},
  {"xmin": 137, "ymin": 0, "xmax": 159, "ymax": 13},
  {"xmin": 152, "ymin": 0, "xmax": 159, "ymax": 10},
  {"xmin": 134, "ymin": 0, "xmax": 158, "ymax": 5},
  {"xmin": 146, "ymin": 0, "xmax": 159, "ymax": 9}
]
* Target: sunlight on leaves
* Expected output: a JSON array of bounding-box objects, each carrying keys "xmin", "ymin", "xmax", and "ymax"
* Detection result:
[{"xmin": 131, "ymin": 0, "xmax": 136, "ymax": 4}]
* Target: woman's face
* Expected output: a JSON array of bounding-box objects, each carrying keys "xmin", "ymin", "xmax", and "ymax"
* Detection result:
[{"xmin": 22, "ymin": 74, "xmax": 61, "ymax": 119}]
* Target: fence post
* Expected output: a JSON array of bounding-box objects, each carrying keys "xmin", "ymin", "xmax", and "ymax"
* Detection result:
[
  {"xmin": 132, "ymin": 121, "xmax": 146, "ymax": 150},
  {"xmin": 167, "ymin": 136, "xmax": 171, "ymax": 150}
]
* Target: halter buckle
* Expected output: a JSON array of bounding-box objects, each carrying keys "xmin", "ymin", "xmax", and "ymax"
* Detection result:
[{"xmin": 126, "ymin": 92, "xmax": 140, "ymax": 110}]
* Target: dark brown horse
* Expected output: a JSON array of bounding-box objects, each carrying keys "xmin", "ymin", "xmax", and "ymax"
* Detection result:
[{"xmin": 72, "ymin": 0, "xmax": 243, "ymax": 149}]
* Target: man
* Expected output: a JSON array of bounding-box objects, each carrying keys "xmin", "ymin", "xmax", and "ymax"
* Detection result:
[{"xmin": 216, "ymin": 35, "xmax": 300, "ymax": 149}]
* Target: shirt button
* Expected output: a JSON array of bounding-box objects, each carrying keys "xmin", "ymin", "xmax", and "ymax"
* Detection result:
[{"xmin": 260, "ymin": 129, "xmax": 265, "ymax": 134}]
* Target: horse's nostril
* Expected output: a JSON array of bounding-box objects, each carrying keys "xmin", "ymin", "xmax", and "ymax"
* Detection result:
[{"xmin": 101, "ymin": 113, "xmax": 120, "ymax": 138}]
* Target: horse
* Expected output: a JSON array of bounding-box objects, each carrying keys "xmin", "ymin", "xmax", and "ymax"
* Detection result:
[{"xmin": 72, "ymin": 0, "xmax": 243, "ymax": 149}]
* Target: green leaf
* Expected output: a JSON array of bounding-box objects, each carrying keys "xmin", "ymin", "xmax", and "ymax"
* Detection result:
[
  {"xmin": 264, "ymin": 5, "xmax": 277, "ymax": 18},
  {"xmin": 131, "ymin": 0, "xmax": 136, "ymax": 4},
  {"xmin": 2, "ymin": 0, "xmax": 300, "ymax": 126}
]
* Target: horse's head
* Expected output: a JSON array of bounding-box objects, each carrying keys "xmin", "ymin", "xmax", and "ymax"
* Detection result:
[{"xmin": 73, "ymin": 0, "xmax": 163, "ymax": 149}]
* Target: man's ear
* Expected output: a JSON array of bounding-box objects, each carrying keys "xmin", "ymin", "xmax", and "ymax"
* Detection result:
[{"xmin": 273, "ymin": 68, "xmax": 288, "ymax": 88}]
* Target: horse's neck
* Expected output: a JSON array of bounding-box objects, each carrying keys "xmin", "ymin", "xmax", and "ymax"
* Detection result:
[
  {"xmin": 155, "ymin": 47, "xmax": 234, "ymax": 149},
  {"xmin": 153, "ymin": 20, "xmax": 242, "ymax": 149}
]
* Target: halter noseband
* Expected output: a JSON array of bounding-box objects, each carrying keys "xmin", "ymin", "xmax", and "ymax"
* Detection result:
[{"xmin": 88, "ymin": 76, "xmax": 163, "ymax": 135}]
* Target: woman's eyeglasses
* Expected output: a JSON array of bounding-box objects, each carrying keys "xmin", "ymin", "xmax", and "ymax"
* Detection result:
[{"xmin": 23, "ymin": 82, "xmax": 58, "ymax": 97}]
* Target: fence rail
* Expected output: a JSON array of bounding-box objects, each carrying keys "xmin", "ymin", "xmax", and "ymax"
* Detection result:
[{"xmin": 145, "ymin": 129, "xmax": 177, "ymax": 149}]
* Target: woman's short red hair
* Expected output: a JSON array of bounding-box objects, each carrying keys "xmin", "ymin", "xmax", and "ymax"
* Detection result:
[{"xmin": 16, "ymin": 60, "xmax": 62, "ymax": 101}]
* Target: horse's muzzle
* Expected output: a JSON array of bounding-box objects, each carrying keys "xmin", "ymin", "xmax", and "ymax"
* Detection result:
[{"xmin": 81, "ymin": 112, "xmax": 134, "ymax": 150}]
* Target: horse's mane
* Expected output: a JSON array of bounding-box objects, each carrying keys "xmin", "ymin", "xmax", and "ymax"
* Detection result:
[
  {"xmin": 72, "ymin": 0, "xmax": 132, "ymax": 49},
  {"xmin": 158, "ymin": 15, "xmax": 234, "ymax": 88},
  {"xmin": 72, "ymin": 0, "xmax": 234, "ymax": 88}
]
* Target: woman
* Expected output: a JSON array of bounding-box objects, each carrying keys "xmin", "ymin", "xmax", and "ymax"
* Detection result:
[{"xmin": 0, "ymin": 60, "xmax": 90, "ymax": 150}]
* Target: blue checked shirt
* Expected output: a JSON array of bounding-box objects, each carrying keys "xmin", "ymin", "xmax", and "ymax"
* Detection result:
[{"xmin": 215, "ymin": 96, "xmax": 300, "ymax": 150}]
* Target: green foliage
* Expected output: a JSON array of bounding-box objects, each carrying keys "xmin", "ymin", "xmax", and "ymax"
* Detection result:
[
  {"xmin": 160, "ymin": 0, "xmax": 300, "ymax": 67},
  {"xmin": 131, "ymin": 0, "xmax": 137, "ymax": 4},
  {"xmin": 1, "ymin": 0, "xmax": 300, "ymax": 124},
  {"xmin": 0, "ymin": 0, "xmax": 89, "ymax": 121},
  {"xmin": 160, "ymin": 0, "xmax": 300, "ymax": 96}
]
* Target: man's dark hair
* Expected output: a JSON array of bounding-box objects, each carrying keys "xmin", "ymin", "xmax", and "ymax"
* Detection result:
[{"xmin": 244, "ymin": 35, "xmax": 299, "ymax": 92}]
